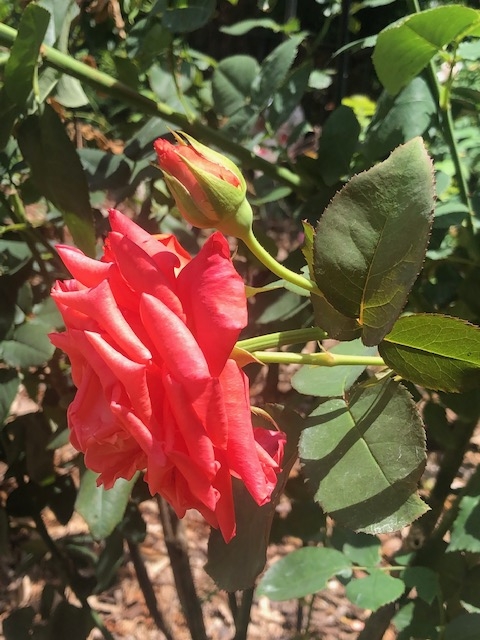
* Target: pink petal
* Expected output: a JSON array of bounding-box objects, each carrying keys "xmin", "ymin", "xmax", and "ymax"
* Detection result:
[
  {"xmin": 52, "ymin": 279, "xmax": 151, "ymax": 363},
  {"xmin": 177, "ymin": 232, "xmax": 247, "ymax": 376}
]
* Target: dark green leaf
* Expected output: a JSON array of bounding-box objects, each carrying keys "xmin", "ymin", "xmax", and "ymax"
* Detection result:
[
  {"xmin": 3, "ymin": 607, "xmax": 35, "ymax": 640},
  {"xmin": 0, "ymin": 239, "xmax": 32, "ymax": 276},
  {"xmin": 448, "ymin": 467, "xmax": 480, "ymax": 553},
  {"xmin": 4, "ymin": 4, "xmax": 50, "ymax": 105},
  {"xmin": 373, "ymin": 6, "xmax": 480, "ymax": 96},
  {"xmin": 312, "ymin": 293, "xmax": 362, "ymax": 341},
  {"xmin": 460, "ymin": 566, "xmax": 480, "ymax": 613},
  {"xmin": 1, "ymin": 321, "xmax": 55, "ymax": 368},
  {"xmin": 212, "ymin": 56, "xmax": 260, "ymax": 117},
  {"xmin": 95, "ymin": 529, "xmax": 124, "ymax": 592},
  {"xmin": 316, "ymin": 106, "xmax": 360, "ymax": 185},
  {"xmin": 268, "ymin": 62, "xmax": 311, "ymax": 131},
  {"xmin": 364, "ymin": 77, "xmax": 436, "ymax": 160},
  {"xmin": 0, "ymin": 369, "xmax": 20, "ymax": 425},
  {"xmin": 402, "ymin": 567, "xmax": 440, "ymax": 605},
  {"xmin": 300, "ymin": 378, "xmax": 428, "ymax": 533},
  {"xmin": 331, "ymin": 527, "xmax": 381, "ymax": 567},
  {"xmin": 314, "ymin": 138, "xmax": 435, "ymax": 345},
  {"xmin": 161, "ymin": 0, "xmax": 215, "ymax": 33},
  {"xmin": 75, "ymin": 470, "xmax": 137, "ymax": 539},
  {"xmin": 46, "ymin": 475, "xmax": 76, "ymax": 525},
  {"xmin": 379, "ymin": 314, "xmax": 480, "ymax": 392},
  {"xmin": 252, "ymin": 35, "xmax": 305, "ymax": 109},
  {"xmin": 393, "ymin": 599, "xmax": 440, "ymax": 639},
  {"xmin": 346, "ymin": 570, "xmax": 405, "ymax": 610},
  {"xmin": 257, "ymin": 547, "xmax": 351, "ymax": 601},
  {"xmin": 444, "ymin": 614, "xmax": 480, "ymax": 640},
  {"xmin": 48, "ymin": 600, "xmax": 94, "ymax": 640},
  {"xmin": 17, "ymin": 104, "xmax": 95, "ymax": 256},
  {"xmin": 206, "ymin": 406, "xmax": 303, "ymax": 591},
  {"xmin": 292, "ymin": 339, "xmax": 377, "ymax": 397}
]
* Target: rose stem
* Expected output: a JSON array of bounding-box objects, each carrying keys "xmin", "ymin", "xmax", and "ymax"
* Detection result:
[
  {"xmin": 156, "ymin": 497, "xmax": 208, "ymax": 640},
  {"xmin": 32, "ymin": 509, "xmax": 115, "ymax": 640},
  {"xmin": 240, "ymin": 226, "xmax": 322, "ymax": 295},
  {"xmin": 251, "ymin": 351, "xmax": 385, "ymax": 368},
  {"xmin": 232, "ymin": 587, "xmax": 254, "ymax": 640},
  {"xmin": 236, "ymin": 328, "xmax": 327, "ymax": 352},
  {"xmin": 126, "ymin": 539, "xmax": 174, "ymax": 640}
]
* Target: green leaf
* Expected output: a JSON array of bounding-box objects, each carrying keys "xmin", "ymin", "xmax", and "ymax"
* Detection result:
[
  {"xmin": 300, "ymin": 378, "xmax": 428, "ymax": 533},
  {"xmin": 0, "ymin": 239, "xmax": 32, "ymax": 276},
  {"xmin": 3, "ymin": 607, "xmax": 35, "ymax": 640},
  {"xmin": 444, "ymin": 614, "xmax": 480, "ymax": 640},
  {"xmin": 313, "ymin": 138, "xmax": 434, "ymax": 346},
  {"xmin": 161, "ymin": 0, "xmax": 216, "ymax": 33},
  {"xmin": 17, "ymin": 104, "xmax": 95, "ymax": 256},
  {"xmin": 1, "ymin": 321, "xmax": 55, "ymax": 368},
  {"xmin": 0, "ymin": 369, "xmax": 20, "ymax": 425},
  {"xmin": 316, "ymin": 106, "xmax": 360, "ymax": 185},
  {"xmin": 373, "ymin": 6, "xmax": 480, "ymax": 96},
  {"xmin": 252, "ymin": 35, "xmax": 305, "ymax": 109},
  {"xmin": 206, "ymin": 405, "xmax": 303, "ymax": 591},
  {"xmin": 448, "ymin": 467, "xmax": 480, "ymax": 553},
  {"xmin": 402, "ymin": 567, "xmax": 440, "ymax": 605},
  {"xmin": 4, "ymin": 4, "xmax": 50, "ymax": 105},
  {"xmin": 331, "ymin": 527, "xmax": 381, "ymax": 567},
  {"xmin": 48, "ymin": 600, "xmax": 94, "ymax": 640},
  {"xmin": 379, "ymin": 314, "xmax": 480, "ymax": 392},
  {"xmin": 220, "ymin": 18, "xmax": 298, "ymax": 35},
  {"xmin": 268, "ymin": 62, "xmax": 311, "ymax": 131},
  {"xmin": 32, "ymin": 295, "xmax": 64, "ymax": 331},
  {"xmin": 346, "ymin": 570, "xmax": 405, "ymax": 610},
  {"xmin": 75, "ymin": 470, "xmax": 137, "ymax": 539},
  {"xmin": 364, "ymin": 77, "xmax": 436, "ymax": 160},
  {"xmin": 292, "ymin": 339, "xmax": 377, "ymax": 397},
  {"xmin": 95, "ymin": 529, "xmax": 124, "ymax": 592},
  {"xmin": 55, "ymin": 75, "xmax": 89, "ymax": 108},
  {"xmin": 257, "ymin": 547, "xmax": 352, "ymax": 601},
  {"xmin": 312, "ymin": 294, "xmax": 361, "ymax": 342},
  {"xmin": 212, "ymin": 56, "xmax": 260, "ymax": 117}
]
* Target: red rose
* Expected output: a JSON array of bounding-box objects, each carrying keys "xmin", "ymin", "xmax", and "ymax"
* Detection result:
[{"xmin": 49, "ymin": 209, "xmax": 285, "ymax": 542}]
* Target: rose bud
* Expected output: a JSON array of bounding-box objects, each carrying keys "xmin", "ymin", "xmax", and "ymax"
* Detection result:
[{"xmin": 154, "ymin": 132, "xmax": 253, "ymax": 238}]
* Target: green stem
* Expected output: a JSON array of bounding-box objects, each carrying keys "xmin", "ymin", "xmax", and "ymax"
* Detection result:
[
  {"xmin": 251, "ymin": 350, "xmax": 385, "ymax": 367},
  {"xmin": 407, "ymin": 0, "xmax": 478, "ymax": 254},
  {"xmin": 241, "ymin": 226, "xmax": 321, "ymax": 295},
  {"xmin": 237, "ymin": 327, "xmax": 327, "ymax": 352},
  {"xmin": 0, "ymin": 22, "xmax": 310, "ymax": 195}
]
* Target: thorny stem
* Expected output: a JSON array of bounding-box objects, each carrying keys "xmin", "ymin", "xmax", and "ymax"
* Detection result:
[
  {"xmin": 241, "ymin": 226, "xmax": 321, "ymax": 295},
  {"xmin": 0, "ymin": 22, "xmax": 312, "ymax": 195},
  {"xmin": 156, "ymin": 497, "xmax": 208, "ymax": 640},
  {"xmin": 126, "ymin": 539, "xmax": 175, "ymax": 640}
]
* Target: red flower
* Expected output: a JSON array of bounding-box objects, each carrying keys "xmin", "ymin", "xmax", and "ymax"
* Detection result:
[
  {"xmin": 49, "ymin": 210, "xmax": 285, "ymax": 542},
  {"xmin": 154, "ymin": 133, "xmax": 253, "ymax": 238}
]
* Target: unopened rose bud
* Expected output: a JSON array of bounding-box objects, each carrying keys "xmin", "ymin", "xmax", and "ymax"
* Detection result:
[{"xmin": 154, "ymin": 132, "xmax": 253, "ymax": 238}]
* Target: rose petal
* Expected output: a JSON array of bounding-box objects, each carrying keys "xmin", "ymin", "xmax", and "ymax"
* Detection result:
[{"xmin": 177, "ymin": 232, "xmax": 247, "ymax": 376}]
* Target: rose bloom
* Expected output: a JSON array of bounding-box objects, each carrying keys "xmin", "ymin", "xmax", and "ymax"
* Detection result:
[{"xmin": 49, "ymin": 210, "xmax": 285, "ymax": 542}]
